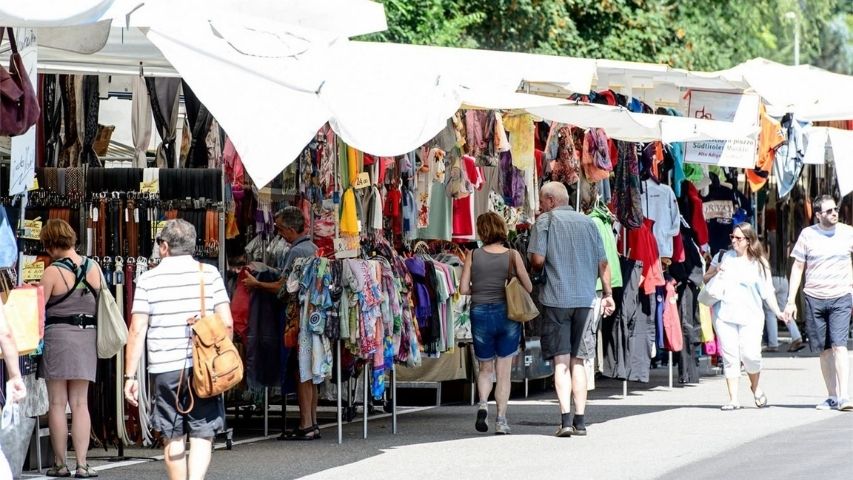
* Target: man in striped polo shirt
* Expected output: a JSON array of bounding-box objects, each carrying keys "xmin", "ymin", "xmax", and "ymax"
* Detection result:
[
  {"xmin": 786, "ymin": 195, "xmax": 853, "ymax": 411},
  {"xmin": 124, "ymin": 219, "xmax": 233, "ymax": 479}
]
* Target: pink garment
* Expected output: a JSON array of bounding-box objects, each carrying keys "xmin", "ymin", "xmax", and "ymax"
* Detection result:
[
  {"xmin": 223, "ymin": 138, "xmax": 245, "ymax": 186},
  {"xmin": 452, "ymin": 156, "xmax": 482, "ymax": 238},
  {"xmin": 662, "ymin": 280, "xmax": 683, "ymax": 352}
]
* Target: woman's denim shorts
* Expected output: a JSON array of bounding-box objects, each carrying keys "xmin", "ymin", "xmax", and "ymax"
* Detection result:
[{"xmin": 470, "ymin": 302, "xmax": 521, "ymax": 361}]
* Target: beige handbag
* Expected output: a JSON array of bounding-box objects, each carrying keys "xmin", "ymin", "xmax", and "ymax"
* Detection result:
[{"xmin": 505, "ymin": 249, "xmax": 539, "ymax": 322}]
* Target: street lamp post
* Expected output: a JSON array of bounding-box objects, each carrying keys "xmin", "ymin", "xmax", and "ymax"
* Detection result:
[{"xmin": 785, "ymin": 11, "xmax": 800, "ymax": 66}]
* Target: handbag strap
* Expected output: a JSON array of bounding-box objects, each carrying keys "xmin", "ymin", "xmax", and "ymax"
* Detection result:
[
  {"xmin": 507, "ymin": 249, "xmax": 516, "ymax": 281},
  {"xmin": 199, "ymin": 261, "xmax": 206, "ymax": 317},
  {"xmin": 0, "ymin": 28, "xmax": 15, "ymax": 54}
]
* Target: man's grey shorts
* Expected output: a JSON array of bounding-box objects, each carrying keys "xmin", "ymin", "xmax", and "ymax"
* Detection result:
[
  {"xmin": 151, "ymin": 368, "xmax": 225, "ymax": 439},
  {"xmin": 541, "ymin": 306, "xmax": 596, "ymax": 360},
  {"xmin": 803, "ymin": 294, "xmax": 852, "ymax": 352}
]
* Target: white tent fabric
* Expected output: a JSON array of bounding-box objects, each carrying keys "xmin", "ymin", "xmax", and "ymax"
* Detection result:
[
  {"xmin": 0, "ymin": 0, "xmax": 133, "ymax": 27},
  {"xmin": 321, "ymin": 41, "xmax": 593, "ymax": 158},
  {"xmin": 145, "ymin": 20, "xmax": 332, "ymax": 187},
  {"xmin": 825, "ymin": 128, "xmax": 853, "ymax": 196},
  {"xmin": 527, "ymin": 102, "xmax": 756, "ymax": 143},
  {"xmin": 713, "ymin": 59, "xmax": 853, "ymax": 121},
  {"xmin": 803, "ymin": 127, "xmax": 828, "ymax": 165}
]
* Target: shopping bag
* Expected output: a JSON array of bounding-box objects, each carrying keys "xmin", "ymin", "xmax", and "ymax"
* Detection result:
[
  {"xmin": 0, "ymin": 395, "xmax": 36, "ymax": 479},
  {"xmin": 90, "ymin": 270, "xmax": 128, "ymax": 359},
  {"xmin": 698, "ymin": 304, "xmax": 715, "ymax": 343},
  {"xmin": 1, "ymin": 285, "xmax": 45, "ymax": 358}
]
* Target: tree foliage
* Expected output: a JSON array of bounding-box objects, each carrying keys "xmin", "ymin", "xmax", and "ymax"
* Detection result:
[{"xmin": 361, "ymin": 0, "xmax": 852, "ymax": 73}]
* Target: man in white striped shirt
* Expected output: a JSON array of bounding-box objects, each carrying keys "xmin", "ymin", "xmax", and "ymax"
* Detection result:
[
  {"xmin": 124, "ymin": 219, "xmax": 233, "ymax": 480},
  {"xmin": 786, "ymin": 195, "xmax": 853, "ymax": 412}
]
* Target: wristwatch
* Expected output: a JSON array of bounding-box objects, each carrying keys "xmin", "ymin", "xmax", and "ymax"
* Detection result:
[{"xmin": 124, "ymin": 374, "xmax": 137, "ymax": 380}]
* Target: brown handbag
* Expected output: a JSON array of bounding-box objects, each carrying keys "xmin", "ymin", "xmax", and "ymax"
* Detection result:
[
  {"xmin": 0, "ymin": 27, "xmax": 40, "ymax": 137},
  {"xmin": 505, "ymin": 249, "xmax": 539, "ymax": 322},
  {"xmin": 176, "ymin": 264, "xmax": 244, "ymax": 413}
]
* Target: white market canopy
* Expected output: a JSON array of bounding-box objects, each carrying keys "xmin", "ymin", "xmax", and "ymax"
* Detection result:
[
  {"xmin": 527, "ymin": 102, "xmax": 758, "ymax": 144},
  {"xmin": 711, "ymin": 58, "xmax": 853, "ymax": 121},
  {"xmin": 4, "ymin": 0, "xmax": 764, "ymax": 188}
]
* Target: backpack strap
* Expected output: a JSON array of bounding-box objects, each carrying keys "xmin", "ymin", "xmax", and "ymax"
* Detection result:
[{"xmin": 47, "ymin": 259, "xmax": 91, "ymax": 308}]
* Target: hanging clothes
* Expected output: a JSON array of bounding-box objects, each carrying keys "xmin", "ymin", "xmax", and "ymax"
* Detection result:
[
  {"xmin": 588, "ymin": 206, "xmax": 623, "ymax": 290},
  {"xmin": 662, "ymin": 279, "xmax": 683, "ymax": 352},
  {"xmin": 747, "ymin": 104, "xmax": 786, "ymax": 192},
  {"xmin": 773, "ymin": 113, "xmax": 806, "ymax": 200},
  {"xmin": 620, "ymin": 219, "xmax": 665, "ymax": 295},
  {"xmin": 641, "ymin": 179, "xmax": 680, "ymax": 258},
  {"xmin": 502, "ymin": 113, "xmax": 536, "ymax": 171},
  {"xmin": 613, "ymin": 141, "xmax": 644, "ymax": 229}
]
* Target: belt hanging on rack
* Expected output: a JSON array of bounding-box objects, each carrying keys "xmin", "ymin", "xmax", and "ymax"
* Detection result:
[{"xmin": 97, "ymin": 197, "xmax": 107, "ymax": 258}]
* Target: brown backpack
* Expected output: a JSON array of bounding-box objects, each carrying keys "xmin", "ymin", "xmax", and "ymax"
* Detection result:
[
  {"xmin": 0, "ymin": 28, "xmax": 40, "ymax": 137},
  {"xmin": 177, "ymin": 263, "xmax": 243, "ymax": 413}
]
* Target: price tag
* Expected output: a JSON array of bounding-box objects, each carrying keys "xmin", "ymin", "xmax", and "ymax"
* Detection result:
[
  {"xmin": 353, "ymin": 172, "xmax": 371, "ymax": 190},
  {"xmin": 153, "ymin": 220, "xmax": 167, "ymax": 238},
  {"xmin": 21, "ymin": 218, "xmax": 42, "ymax": 240},
  {"xmin": 28, "ymin": 177, "xmax": 39, "ymax": 191},
  {"xmin": 139, "ymin": 180, "xmax": 159, "ymax": 193},
  {"xmin": 333, "ymin": 236, "xmax": 360, "ymax": 259},
  {"xmin": 22, "ymin": 260, "xmax": 45, "ymax": 282}
]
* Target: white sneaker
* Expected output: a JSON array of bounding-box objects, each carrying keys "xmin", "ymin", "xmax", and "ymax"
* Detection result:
[
  {"xmin": 816, "ymin": 398, "xmax": 838, "ymax": 410},
  {"xmin": 495, "ymin": 417, "xmax": 511, "ymax": 435},
  {"xmin": 839, "ymin": 399, "xmax": 853, "ymax": 412}
]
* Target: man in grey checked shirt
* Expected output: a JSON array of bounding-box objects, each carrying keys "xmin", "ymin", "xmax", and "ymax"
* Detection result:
[{"xmin": 529, "ymin": 182, "xmax": 615, "ymax": 437}]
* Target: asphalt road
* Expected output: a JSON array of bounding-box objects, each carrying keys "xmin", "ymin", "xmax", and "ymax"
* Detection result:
[{"xmin": 24, "ymin": 348, "xmax": 853, "ymax": 480}]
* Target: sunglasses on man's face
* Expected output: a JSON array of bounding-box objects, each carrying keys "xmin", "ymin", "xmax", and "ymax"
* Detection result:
[
  {"xmin": 156, "ymin": 237, "xmax": 164, "ymax": 245},
  {"xmin": 821, "ymin": 207, "xmax": 838, "ymax": 215}
]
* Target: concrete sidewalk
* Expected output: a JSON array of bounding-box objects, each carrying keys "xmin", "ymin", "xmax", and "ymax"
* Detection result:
[{"xmin": 25, "ymin": 349, "xmax": 853, "ymax": 479}]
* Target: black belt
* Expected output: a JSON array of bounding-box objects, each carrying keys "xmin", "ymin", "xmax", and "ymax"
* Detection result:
[{"xmin": 46, "ymin": 314, "xmax": 96, "ymax": 328}]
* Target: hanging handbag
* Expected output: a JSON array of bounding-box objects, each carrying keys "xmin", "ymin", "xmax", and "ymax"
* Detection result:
[
  {"xmin": 84, "ymin": 267, "xmax": 128, "ymax": 359},
  {"xmin": 177, "ymin": 263, "xmax": 243, "ymax": 413},
  {"xmin": 0, "ymin": 27, "xmax": 40, "ymax": 136},
  {"xmin": 504, "ymin": 250, "xmax": 539, "ymax": 323}
]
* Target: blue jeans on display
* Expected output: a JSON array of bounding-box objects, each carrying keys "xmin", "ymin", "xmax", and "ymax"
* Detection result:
[{"xmin": 470, "ymin": 303, "xmax": 522, "ymax": 361}]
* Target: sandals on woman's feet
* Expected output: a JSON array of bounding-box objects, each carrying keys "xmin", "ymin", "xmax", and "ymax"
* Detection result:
[
  {"xmin": 720, "ymin": 403, "xmax": 742, "ymax": 411},
  {"xmin": 283, "ymin": 426, "xmax": 318, "ymax": 441},
  {"xmin": 74, "ymin": 464, "xmax": 99, "ymax": 478},
  {"xmin": 754, "ymin": 390, "xmax": 768, "ymax": 408},
  {"xmin": 313, "ymin": 423, "xmax": 322, "ymax": 439},
  {"xmin": 46, "ymin": 464, "xmax": 71, "ymax": 478}
]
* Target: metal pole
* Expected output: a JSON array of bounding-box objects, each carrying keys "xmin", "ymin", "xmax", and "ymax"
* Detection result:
[
  {"xmin": 622, "ymin": 380, "xmax": 628, "ymax": 398},
  {"xmin": 668, "ymin": 351, "xmax": 673, "ymax": 389},
  {"xmin": 336, "ymin": 340, "xmax": 343, "ymax": 444},
  {"xmin": 263, "ymin": 387, "xmax": 269, "ymax": 437},
  {"xmin": 391, "ymin": 363, "xmax": 398, "ymax": 434},
  {"xmin": 793, "ymin": 17, "xmax": 800, "ymax": 66},
  {"xmin": 219, "ymin": 164, "xmax": 226, "ymax": 273},
  {"xmin": 363, "ymin": 363, "xmax": 369, "ymax": 439}
]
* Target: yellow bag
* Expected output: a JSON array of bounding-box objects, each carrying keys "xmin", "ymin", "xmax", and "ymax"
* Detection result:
[
  {"xmin": 1, "ymin": 285, "xmax": 45, "ymax": 358},
  {"xmin": 699, "ymin": 303, "xmax": 714, "ymax": 343}
]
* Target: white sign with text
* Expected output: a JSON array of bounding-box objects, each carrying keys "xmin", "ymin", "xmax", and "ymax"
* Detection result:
[
  {"xmin": 9, "ymin": 28, "xmax": 38, "ymax": 196},
  {"xmin": 684, "ymin": 91, "xmax": 760, "ymax": 168}
]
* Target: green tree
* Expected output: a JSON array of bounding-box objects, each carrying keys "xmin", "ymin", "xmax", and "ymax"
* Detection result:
[{"xmin": 361, "ymin": 0, "xmax": 852, "ymax": 73}]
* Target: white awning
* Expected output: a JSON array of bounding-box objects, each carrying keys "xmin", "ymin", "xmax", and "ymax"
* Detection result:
[
  {"xmin": 527, "ymin": 102, "xmax": 757, "ymax": 143},
  {"xmin": 712, "ymin": 58, "xmax": 853, "ymax": 121}
]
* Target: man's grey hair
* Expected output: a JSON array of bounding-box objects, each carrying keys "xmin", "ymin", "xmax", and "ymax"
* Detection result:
[
  {"xmin": 159, "ymin": 219, "xmax": 196, "ymax": 255},
  {"xmin": 540, "ymin": 181, "xmax": 570, "ymax": 206},
  {"xmin": 275, "ymin": 206, "xmax": 305, "ymax": 233}
]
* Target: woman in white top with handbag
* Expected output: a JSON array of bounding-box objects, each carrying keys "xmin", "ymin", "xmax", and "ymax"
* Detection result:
[{"xmin": 703, "ymin": 222, "xmax": 785, "ymax": 410}]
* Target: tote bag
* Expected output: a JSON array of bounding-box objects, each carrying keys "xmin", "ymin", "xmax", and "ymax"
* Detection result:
[
  {"xmin": 87, "ymin": 270, "xmax": 128, "ymax": 358},
  {"xmin": 505, "ymin": 250, "xmax": 539, "ymax": 323}
]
